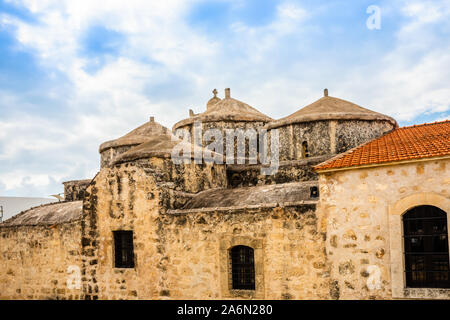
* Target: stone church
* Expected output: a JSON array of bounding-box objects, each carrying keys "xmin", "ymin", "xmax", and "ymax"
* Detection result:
[{"xmin": 0, "ymin": 89, "xmax": 449, "ymax": 300}]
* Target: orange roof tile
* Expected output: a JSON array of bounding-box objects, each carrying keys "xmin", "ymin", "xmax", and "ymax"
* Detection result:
[{"xmin": 314, "ymin": 120, "xmax": 450, "ymax": 171}]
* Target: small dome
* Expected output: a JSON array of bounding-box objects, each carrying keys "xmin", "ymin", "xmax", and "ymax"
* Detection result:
[
  {"xmin": 173, "ymin": 88, "xmax": 272, "ymax": 130},
  {"xmin": 113, "ymin": 131, "xmax": 224, "ymax": 164},
  {"xmin": 267, "ymin": 90, "xmax": 397, "ymax": 129},
  {"xmin": 99, "ymin": 117, "xmax": 169, "ymax": 153}
]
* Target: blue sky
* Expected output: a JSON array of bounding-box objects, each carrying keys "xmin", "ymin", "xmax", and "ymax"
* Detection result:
[{"xmin": 0, "ymin": 0, "xmax": 449, "ymax": 197}]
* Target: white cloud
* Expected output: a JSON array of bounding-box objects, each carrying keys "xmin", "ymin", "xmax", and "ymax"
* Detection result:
[{"xmin": 0, "ymin": 0, "xmax": 449, "ymax": 196}]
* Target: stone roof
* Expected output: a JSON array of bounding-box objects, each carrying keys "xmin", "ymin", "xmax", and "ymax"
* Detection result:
[
  {"xmin": 314, "ymin": 120, "xmax": 450, "ymax": 172},
  {"xmin": 99, "ymin": 117, "xmax": 169, "ymax": 153},
  {"xmin": 0, "ymin": 201, "xmax": 83, "ymax": 226},
  {"xmin": 267, "ymin": 89, "xmax": 397, "ymax": 129},
  {"xmin": 173, "ymin": 88, "xmax": 272, "ymax": 129},
  {"xmin": 113, "ymin": 132, "xmax": 223, "ymax": 164},
  {"xmin": 183, "ymin": 182, "xmax": 317, "ymax": 210}
]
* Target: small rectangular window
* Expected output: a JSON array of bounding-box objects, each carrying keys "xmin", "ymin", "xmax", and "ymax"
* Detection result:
[
  {"xmin": 310, "ymin": 186, "xmax": 319, "ymax": 198},
  {"xmin": 113, "ymin": 230, "xmax": 134, "ymax": 268},
  {"xmin": 230, "ymin": 246, "xmax": 255, "ymax": 290}
]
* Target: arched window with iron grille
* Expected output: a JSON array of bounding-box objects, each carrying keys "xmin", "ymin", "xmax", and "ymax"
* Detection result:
[
  {"xmin": 403, "ymin": 205, "xmax": 449, "ymax": 288},
  {"xmin": 230, "ymin": 245, "xmax": 255, "ymax": 290}
]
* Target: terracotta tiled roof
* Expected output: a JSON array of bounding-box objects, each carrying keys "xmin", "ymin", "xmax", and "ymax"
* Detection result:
[{"xmin": 314, "ymin": 120, "xmax": 450, "ymax": 171}]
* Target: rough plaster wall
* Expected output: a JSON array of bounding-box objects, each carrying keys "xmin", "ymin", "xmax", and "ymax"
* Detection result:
[
  {"xmin": 178, "ymin": 121, "xmax": 267, "ymax": 164},
  {"xmin": 318, "ymin": 159, "xmax": 450, "ymax": 299},
  {"xmin": 276, "ymin": 120, "xmax": 395, "ymax": 162},
  {"xmin": 277, "ymin": 122, "xmax": 331, "ymax": 161},
  {"xmin": 293, "ymin": 122, "xmax": 331, "ymax": 159},
  {"xmin": 64, "ymin": 180, "xmax": 91, "ymax": 201},
  {"xmin": 0, "ymin": 221, "xmax": 82, "ymax": 300},
  {"xmin": 157, "ymin": 205, "xmax": 330, "ymax": 300},
  {"xmin": 335, "ymin": 120, "xmax": 394, "ymax": 154},
  {"xmin": 100, "ymin": 145, "xmax": 134, "ymax": 168},
  {"xmin": 226, "ymin": 156, "xmax": 329, "ymax": 188}
]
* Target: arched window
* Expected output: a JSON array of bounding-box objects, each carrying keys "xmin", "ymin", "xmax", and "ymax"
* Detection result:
[
  {"xmin": 403, "ymin": 205, "xmax": 449, "ymax": 288},
  {"xmin": 302, "ymin": 141, "xmax": 310, "ymax": 158},
  {"xmin": 230, "ymin": 246, "xmax": 255, "ymax": 290}
]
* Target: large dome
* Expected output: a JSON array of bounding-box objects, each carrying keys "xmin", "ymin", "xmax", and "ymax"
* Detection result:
[
  {"xmin": 173, "ymin": 88, "xmax": 272, "ymax": 130},
  {"xmin": 267, "ymin": 89, "xmax": 397, "ymax": 129}
]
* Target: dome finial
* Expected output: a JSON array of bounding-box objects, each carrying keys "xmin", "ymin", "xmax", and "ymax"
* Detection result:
[
  {"xmin": 324, "ymin": 88, "xmax": 328, "ymax": 97},
  {"xmin": 225, "ymin": 88, "xmax": 230, "ymax": 99},
  {"xmin": 150, "ymin": 116, "xmax": 155, "ymax": 122},
  {"xmin": 212, "ymin": 88, "xmax": 218, "ymax": 98}
]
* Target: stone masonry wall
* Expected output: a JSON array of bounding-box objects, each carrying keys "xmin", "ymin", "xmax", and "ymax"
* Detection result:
[
  {"xmin": 0, "ymin": 221, "xmax": 83, "ymax": 300},
  {"xmin": 177, "ymin": 121, "xmax": 267, "ymax": 165},
  {"xmin": 226, "ymin": 156, "xmax": 329, "ymax": 188},
  {"xmin": 317, "ymin": 158, "xmax": 450, "ymax": 299},
  {"xmin": 81, "ymin": 163, "xmax": 161, "ymax": 300},
  {"xmin": 275, "ymin": 120, "xmax": 395, "ymax": 162},
  {"xmin": 81, "ymin": 157, "xmax": 227, "ymax": 299},
  {"xmin": 160, "ymin": 204, "xmax": 330, "ymax": 300},
  {"xmin": 81, "ymin": 155, "xmax": 334, "ymax": 299},
  {"xmin": 100, "ymin": 145, "xmax": 134, "ymax": 168},
  {"xmin": 63, "ymin": 179, "xmax": 91, "ymax": 201},
  {"xmin": 335, "ymin": 120, "xmax": 394, "ymax": 154}
]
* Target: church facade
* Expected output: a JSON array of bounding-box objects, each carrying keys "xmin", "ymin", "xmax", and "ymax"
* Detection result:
[{"xmin": 1, "ymin": 89, "xmax": 448, "ymax": 300}]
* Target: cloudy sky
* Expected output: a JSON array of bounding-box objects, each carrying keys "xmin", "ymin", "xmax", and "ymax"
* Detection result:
[{"xmin": 0, "ymin": 0, "xmax": 449, "ymax": 197}]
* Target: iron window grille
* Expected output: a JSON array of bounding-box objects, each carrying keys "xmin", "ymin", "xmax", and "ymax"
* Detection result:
[
  {"xmin": 230, "ymin": 246, "xmax": 256, "ymax": 290},
  {"xmin": 403, "ymin": 205, "xmax": 449, "ymax": 288},
  {"xmin": 113, "ymin": 230, "xmax": 135, "ymax": 268}
]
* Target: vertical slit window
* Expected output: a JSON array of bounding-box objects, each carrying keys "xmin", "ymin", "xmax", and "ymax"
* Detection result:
[
  {"xmin": 113, "ymin": 230, "xmax": 135, "ymax": 268},
  {"xmin": 302, "ymin": 141, "xmax": 310, "ymax": 158}
]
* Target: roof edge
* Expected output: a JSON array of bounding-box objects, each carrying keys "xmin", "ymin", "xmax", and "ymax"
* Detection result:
[
  {"xmin": 99, "ymin": 137, "xmax": 151, "ymax": 153},
  {"xmin": 166, "ymin": 200, "xmax": 318, "ymax": 215},
  {"xmin": 315, "ymin": 155, "xmax": 450, "ymax": 174},
  {"xmin": 266, "ymin": 113, "xmax": 398, "ymax": 130},
  {"xmin": 173, "ymin": 114, "xmax": 271, "ymax": 130},
  {"xmin": 0, "ymin": 200, "xmax": 83, "ymax": 227}
]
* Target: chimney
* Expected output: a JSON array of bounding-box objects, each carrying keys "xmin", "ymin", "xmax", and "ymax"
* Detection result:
[
  {"xmin": 225, "ymin": 88, "xmax": 230, "ymax": 99},
  {"xmin": 150, "ymin": 116, "xmax": 155, "ymax": 122},
  {"xmin": 324, "ymin": 88, "xmax": 328, "ymax": 97}
]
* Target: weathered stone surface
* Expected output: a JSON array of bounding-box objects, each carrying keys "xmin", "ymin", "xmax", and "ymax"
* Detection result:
[
  {"xmin": 182, "ymin": 182, "xmax": 318, "ymax": 209},
  {"xmin": 99, "ymin": 118, "xmax": 169, "ymax": 168},
  {"xmin": 3, "ymin": 91, "xmax": 445, "ymax": 301},
  {"xmin": 1, "ymin": 201, "xmax": 82, "ymax": 226},
  {"xmin": 63, "ymin": 180, "xmax": 91, "ymax": 201},
  {"xmin": 0, "ymin": 221, "xmax": 82, "ymax": 300},
  {"xmin": 317, "ymin": 158, "xmax": 450, "ymax": 299}
]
